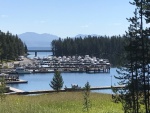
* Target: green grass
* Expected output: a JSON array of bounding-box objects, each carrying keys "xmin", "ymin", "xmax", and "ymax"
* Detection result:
[{"xmin": 0, "ymin": 92, "xmax": 123, "ymax": 113}]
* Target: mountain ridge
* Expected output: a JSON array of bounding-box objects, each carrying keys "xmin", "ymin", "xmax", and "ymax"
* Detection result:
[
  {"xmin": 18, "ymin": 32, "xmax": 99, "ymax": 48},
  {"xmin": 18, "ymin": 32, "xmax": 59, "ymax": 47}
]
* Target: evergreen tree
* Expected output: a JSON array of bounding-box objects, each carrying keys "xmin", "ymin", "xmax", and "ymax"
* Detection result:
[
  {"xmin": 51, "ymin": 35, "xmax": 125, "ymax": 66},
  {"xmin": 50, "ymin": 70, "xmax": 64, "ymax": 92},
  {"xmin": 24, "ymin": 43, "xmax": 28, "ymax": 54},
  {"xmin": 0, "ymin": 42, "xmax": 2, "ymax": 63},
  {"xmin": 83, "ymin": 81, "xmax": 91, "ymax": 112},
  {"xmin": 114, "ymin": 1, "xmax": 150, "ymax": 112},
  {"xmin": 0, "ymin": 30, "xmax": 27, "ymax": 61},
  {"xmin": 0, "ymin": 75, "xmax": 6, "ymax": 101}
]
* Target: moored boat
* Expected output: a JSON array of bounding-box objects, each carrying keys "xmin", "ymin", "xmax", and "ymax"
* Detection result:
[{"xmin": 10, "ymin": 67, "xmax": 32, "ymax": 74}]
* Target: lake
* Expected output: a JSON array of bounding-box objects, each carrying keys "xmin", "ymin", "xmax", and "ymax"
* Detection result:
[
  {"xmin": 8, "ymin": 47, "xmax": 120, "ymax": 94},
  {"xmin": 8, "ymin": 69, "xmax": 120, "ymax": 94}
]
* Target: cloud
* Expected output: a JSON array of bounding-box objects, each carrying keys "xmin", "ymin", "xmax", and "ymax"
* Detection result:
[{"xmin": 1, "ymin": 14, "xmax": 8, "ymax": 18}]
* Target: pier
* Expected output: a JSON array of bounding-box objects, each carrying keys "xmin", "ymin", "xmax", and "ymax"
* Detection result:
[
  {"xmin": 90, "ymin": 85, "xmax": 125, "ymax": 90},
  {"xmin": 29, "ymin": 55, "xmax": 111, "ymax": 73},
  {"xmin": 6, "ymin": 79, "xmax": 28, "ymax": 84},
  {"xmin": 9, "ymin": 86, "xmax": 24, "ymax": 93},
  {"xmin": 6, "ymin": 85, "xmax": 125, "ymax": 95},
  {"xmin": 86, "ymin": 67, "xmax": 110, "ymax": 73},
  {"xmin": 0, "ymin": 73, "xmax": 28, "ymax": 84},
  {"xmin": 0, "ymin": 55, "xmax": 111, "ymax": 74}
]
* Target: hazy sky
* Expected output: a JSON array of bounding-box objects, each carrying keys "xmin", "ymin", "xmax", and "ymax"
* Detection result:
[{"xmin": 0, "ymin": 0, "xmax": 135, "ymax": 38}]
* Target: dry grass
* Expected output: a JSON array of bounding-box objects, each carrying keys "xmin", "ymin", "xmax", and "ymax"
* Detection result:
[{"xmin": 0, "ymin": 92, "xmax": 123, "ymax": 113}]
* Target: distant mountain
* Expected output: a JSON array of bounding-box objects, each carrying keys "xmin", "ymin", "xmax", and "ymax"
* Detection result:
[
  {"xmin": 18, "ymin": 32, "xmax": 59, "ymax": 47},
  {"xmin": 18, "ymin": 32, "xmax": 100, "ymax": 47}
]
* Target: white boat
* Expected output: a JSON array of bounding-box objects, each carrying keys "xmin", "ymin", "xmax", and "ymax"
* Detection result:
[{"xmin": 13, "ymin": 67, "xmax": 32, "ymax": 74}]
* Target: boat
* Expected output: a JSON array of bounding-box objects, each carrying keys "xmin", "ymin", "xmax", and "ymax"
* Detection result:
[
  {"xmin": 0, "ymin": 73, "xmax": 19, "ymax": 81},
  {"xmin": 70, "ymin": 68, "xmax": 85, "ymax": 73},
  {"xmin": 10, "ymin": 67, "xmax": 32, "ymax": 74},
  {"xmin": 64, "ymin": 84, "xmax": 82, "ymax": 91},
  {"xmin": 32, "ymin": 68, "xmax": 54, "ymax": 73}
]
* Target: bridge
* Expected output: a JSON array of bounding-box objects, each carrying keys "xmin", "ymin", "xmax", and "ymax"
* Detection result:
[{"xmin": 28, "ymin": 49, "xmax": 53, "ymax": 56}]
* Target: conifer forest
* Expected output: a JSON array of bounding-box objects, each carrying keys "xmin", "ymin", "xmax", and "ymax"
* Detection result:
[
  {"xmin": 51, "ymin": 35, "xmax": 126, "ymax": 66},
  {"xmin": 0, "ymin": 30, "xmax": 27, "ymax": 61}
]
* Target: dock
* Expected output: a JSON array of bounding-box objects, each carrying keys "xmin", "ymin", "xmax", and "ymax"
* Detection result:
[
  {"xmin": 28, "ymin": 55, "xmax": 111, "ymax": 74},
  {"xmin": 6, "ymin": 79, "xmax": 28, "ymax": 84},
  {"xmin": 90, "ymin": 85, "xmax": 125, "ymax": 90},
  {"xmin": 85, "ymin": 67, "xmax": 110, "ymax": 73},
  {"xmin": 6, "ymin": 85, "xmax": 125, "ymax": 95},
  {"xmin": 0, "ymin": 55, "xmax": 111, "ymax": 74},
  {"xmin": 9, "ymin": 86, "xmax": 24, "ymax": 93}
]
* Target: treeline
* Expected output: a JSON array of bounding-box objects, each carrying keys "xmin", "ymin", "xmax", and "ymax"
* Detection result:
[
  {"xmin": 51, "ymin": 35, "xmax": 126, "ymax": 66},
  {"xmin": 0, "ymin": 30, "xmax": 27, "ymax": 61}
]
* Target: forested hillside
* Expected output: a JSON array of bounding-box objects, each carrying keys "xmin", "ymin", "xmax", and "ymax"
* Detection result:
[
  {"xmin": 0, "ymin": 30, "xmax": 27, "ymax": 61},
  {"xmin": 51, "ymin": 35, "xmax": 126, "ymax": 66}
]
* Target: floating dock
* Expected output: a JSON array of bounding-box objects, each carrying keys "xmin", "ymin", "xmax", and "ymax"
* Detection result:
[
  {"xmin": 90, "ymin": 85, "xmax": 125, "ymax": 90},
  {"xmin": 5, "ymin": 86, "xmax": 25, "ymax": 95},
  {"xmin": 85, "ymin": 67, "xmax": 110, "ymax": 73},
  {"xmin": 6, "ymin": 79, "xmax": 28, "ymax": 84},
  {"xmin": 6, "ymin": 85, "xmax": 125, "ymax": 95},
  {"xmin": 9, "ymin": 86, "xmax": 24, "ymax": 92}
]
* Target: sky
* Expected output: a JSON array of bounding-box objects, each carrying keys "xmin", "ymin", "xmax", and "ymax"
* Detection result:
[{"xmin": 0, "ymin": 0, "xmax": 136, "ymax": 38}]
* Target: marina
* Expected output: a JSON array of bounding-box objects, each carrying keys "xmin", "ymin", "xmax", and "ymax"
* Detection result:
[
  {"xmin": 1, "ymin": 51, "xmax": 118, "ymax": 94},
  {"xmin": 0, "ymin": 54, "xmax": 111, "ymax": 74},
  {"xmin": 6, "ymin": 68, "xmax": 120, "ymax": 94}
]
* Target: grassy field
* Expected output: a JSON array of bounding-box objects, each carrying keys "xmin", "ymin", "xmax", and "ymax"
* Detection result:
[{"xmin": 0, "ymin": 92, "xmax": 123, "ymax": 113}]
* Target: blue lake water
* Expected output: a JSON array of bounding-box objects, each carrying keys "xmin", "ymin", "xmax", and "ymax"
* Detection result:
[
  {"xmin": 8, "ymin": 47, "xmax": 120, "ymax": 94},
  {"xmin": 8, "ymin": 68, "xmax": 120, "ymax": 94}
]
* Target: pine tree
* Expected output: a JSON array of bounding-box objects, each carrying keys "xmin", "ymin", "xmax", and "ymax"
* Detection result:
[
  {"xmin": 0, "ymin": 30, "xmax": 27, "ymax": 61},
  {"xmin": 0, "ymin": 42, "xmax": 2, "ymax": 63},
  {"xmin": 83, "ymin": 82, "xmax": 91, "ymax": 112},
  {"xmin": 0, "ymin": 75, "xmax": 6, "ymax": 101},
  {"xmin": 24, "ymin": 43, "xmax": 28, "ymax": 54},
  {"xmin": 50, "ymin": 70, "xmax": 64, "ymax": 92},
  {"xmin": 114, "ymin": 0, "xmax": 150, "ymax": 112}
]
